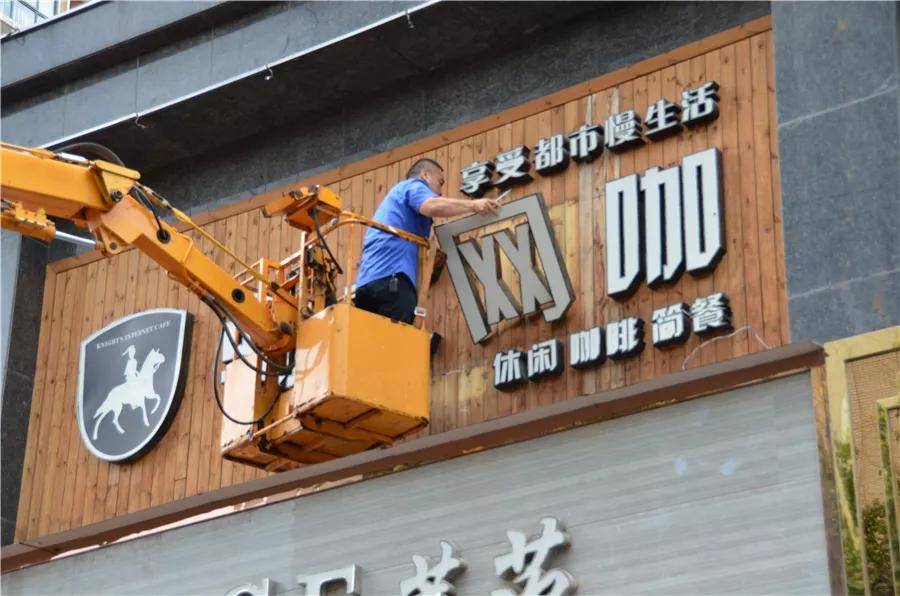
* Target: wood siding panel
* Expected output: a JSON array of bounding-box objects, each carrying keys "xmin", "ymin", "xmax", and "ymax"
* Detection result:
[{"xmin": 15, "ymin": 29, "xmax": 789, "ymax": 540}]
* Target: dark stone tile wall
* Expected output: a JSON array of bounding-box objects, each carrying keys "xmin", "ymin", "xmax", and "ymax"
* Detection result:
[
  {"xmin": 1, "ymin": 238, "xmax": 49, "ymax": 546},
  {"xmin": 772, "ymin": 1, "xmax": 900, "ymax": 343}
]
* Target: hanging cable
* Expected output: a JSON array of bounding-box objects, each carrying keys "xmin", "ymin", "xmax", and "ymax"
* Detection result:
[
  {"xmin": 310, "ymin": 206, "xmax": 343, "ymax": 275},
  {"xmin": 201, "ymin": 294, "xmax": 292, "ymax": 375},
  {"xmin": 203, "ymin": 294, "xmax": 292, "ymax": 374},
  {"xmin": 55, "ymin": 141, "xmax": 125, "ymax": 166},
  {"xmin": 130, "ymin": 186, "xmax": 168, "ymax": 241},
  {"xmin": 211, "ymin": 325, "xmax": 292, "ymax": 425}
]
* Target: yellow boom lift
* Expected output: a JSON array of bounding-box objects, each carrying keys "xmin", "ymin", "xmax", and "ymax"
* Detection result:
[{"xmin": 0, "ymin": 142, "xmax": 433, "ymax": 470}]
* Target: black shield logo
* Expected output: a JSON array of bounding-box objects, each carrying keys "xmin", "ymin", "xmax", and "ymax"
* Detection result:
[{"xmin": 76, "ymin": 309, "xmax": 191, "ymax": 462}]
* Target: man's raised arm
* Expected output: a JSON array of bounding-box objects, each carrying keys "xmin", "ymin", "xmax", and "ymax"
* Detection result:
[{"xmin": 419, "ymin": 197, "xmax": 500, "ymax": 218}]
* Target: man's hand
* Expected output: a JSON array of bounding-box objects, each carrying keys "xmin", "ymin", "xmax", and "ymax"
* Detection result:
[{"xmin": 471, "ymin": 198, "xmax": 500, "ymax": 215}]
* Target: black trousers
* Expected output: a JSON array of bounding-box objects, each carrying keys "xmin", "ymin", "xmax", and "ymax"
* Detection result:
[{"xmin": 354, "ymin": 273, "xmax": 417, "ymax": 324}]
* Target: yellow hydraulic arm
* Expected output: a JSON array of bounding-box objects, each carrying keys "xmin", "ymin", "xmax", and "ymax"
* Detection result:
[
  {"xmin": 0, "ymin": 142, "xmax": 294, "ymax": 353},
  {"xmin": 1, "ymin": 141, "xmax": 434, "ymax": 471}
]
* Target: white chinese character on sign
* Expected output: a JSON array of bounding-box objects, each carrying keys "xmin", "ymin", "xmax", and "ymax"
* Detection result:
[
  {"xmin": 690, "ymin": 292, "xmax": 732, "ymax": 334},
  {"xmin": 606, "ymin": 317, "xmax": 644, "ymax": 359},
  {"xmin": 460, "ymin": 160, "xmax": 495, "ymax": 198},
  {"xmin": 645, "ymin": 98, "xmax": 683, "ymax": 139},
  {"xmin": 296, "ymin": 565, "xmax": 361, "ymax": 596},
  {"xmin": 605, "ymin": 110, "xmax": 645, "ymax": 152},
  {"xmin": 534, "ymin": 135, "xmax": 570, "ymax": 175},
  {"xmin": 400, "ymin": 541, "xmax": 467, "ymax": 596},
  {"xmin": 495, "ymin": 146, "xmax": 534, "ymax": 189},
  {"xmin": 651, "ymin": 303, "xmax": 690, "ymax": 347},
  {"xmin": 527, "ymin": 339, "xmax": 563, "ymax": 380},
  {"xmin": 567, "ymin": 124, "xmax": 603, "ymax": 163},
  {"xmin": 681, "ymin": 81, "xmax": 720, "ymax": 127},
  {"xmin": 569, "ymin": 327, "xmax": 604, "ymax": 369},
  {"xmin": 225, "ymin": 578, "xmax": 273, "ymax": 596},
  {"xmin": 492, "ymin": 517, "xmax": 577, "ymax": 596},
  {"xmin": 493, "ymin": 349, "xmax": 526, "ymax": 390}
]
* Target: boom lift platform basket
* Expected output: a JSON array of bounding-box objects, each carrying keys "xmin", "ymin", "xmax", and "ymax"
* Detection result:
[
  {"xmin": 221, "ymin": 303, "xmax": 430, "ymax": 470},
  {"xmin": 219, "ymin": 186, "xmax": 436, "ymax": 470}
]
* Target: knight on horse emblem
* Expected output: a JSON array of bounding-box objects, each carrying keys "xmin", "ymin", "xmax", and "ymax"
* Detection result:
[
  {"xmin": 91, "ymin": 347, "xmax": 165, "ymax": 440},
  {"xmin": 77, "ymin": 309, "xmax": 189, "ymax": 463}
]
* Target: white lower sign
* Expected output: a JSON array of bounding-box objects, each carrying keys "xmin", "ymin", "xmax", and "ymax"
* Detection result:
[{"xmin": 226, "ymin": 518, "xmax": 576, "ymax": 596}]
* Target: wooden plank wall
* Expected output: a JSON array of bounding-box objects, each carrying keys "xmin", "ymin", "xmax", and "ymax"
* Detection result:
[{"xmin": 15, "ymin": 26, "xmax": 787, "ymax": 541}]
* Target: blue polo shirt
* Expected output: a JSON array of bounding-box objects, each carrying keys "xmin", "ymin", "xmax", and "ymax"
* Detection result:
[{"xmin": 357, "ymin": 178, "xmax": 437, "ymax": 289}]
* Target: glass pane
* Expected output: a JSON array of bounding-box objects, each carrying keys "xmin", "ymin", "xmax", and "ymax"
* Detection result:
[{"xmin": 11, "ymin": 2, "xmax": 37, "ymax": 26}]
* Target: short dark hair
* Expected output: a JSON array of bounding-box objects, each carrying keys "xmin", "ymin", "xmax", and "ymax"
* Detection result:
[{"xmin": 407, "ymin": 158, "xmax": 443, "ymax": 179}]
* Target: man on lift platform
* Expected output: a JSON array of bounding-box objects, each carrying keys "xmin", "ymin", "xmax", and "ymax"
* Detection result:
[{"xmin": 354, "ymin": 158, "xmax": 501, "ymax": 325}]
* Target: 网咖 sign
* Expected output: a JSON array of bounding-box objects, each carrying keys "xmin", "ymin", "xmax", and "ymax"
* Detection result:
[{"xmin": 435, "ymin": 193, "xmax": 574, "ymax": 344}]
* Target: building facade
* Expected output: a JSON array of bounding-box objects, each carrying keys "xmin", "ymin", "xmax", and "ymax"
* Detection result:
[{"xmin": 1, "ymin": 2, "xmax": 898, "ymax": 594}]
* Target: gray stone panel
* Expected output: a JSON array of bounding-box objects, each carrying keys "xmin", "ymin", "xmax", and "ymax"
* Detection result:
[
  {"xmin": 208, "ymin": 2, "xmax": 413, "ymax": 84},
  {"xmin": 0, "ymin": 88, "xmax": 65, "ymax": 146},
  {"xmin": 773, "ymin": 1, "xmax": 899, "ymax": 123},
  {"xmin": 0, "ymin": 230, "xmax": 20, "ymax": 401},
  {"xmin": 0, "ymin": 374, "xmax": 829, "ymax": 594},
  {"xmin": 778, "ymin": 94, "xmax": 899, "ymax": 296},
  {"xmin": 62, "ymin": 59, "xmax": 138, "ymax": 137},
  {"xmin": 261, "ymin": 118, "xmax": 345, "ymax": 192},
  {"xmin": 207, "ymin": 3, "xmax": 294, "ymax": 84},
  {"xmin": 342, "ymin": 87, "xmax": 427, "ymax": 158},
  {"xmin": 0, "ymin": 1, "xmax": 220, "ymax": 86},
  {"xmin": 789, "ymin": 268, "xmax": 900, "ymax": 345},
  {"xmin": 1, "ymin": 237, "xmax": 49, "ymax": 546},
  {"xmin": 135, "ymin": 30, "xmax": 214, "ymax": 111},
  {"xmin": 773, "ymin": 1, "xmax": 900, "ymax": 342}
]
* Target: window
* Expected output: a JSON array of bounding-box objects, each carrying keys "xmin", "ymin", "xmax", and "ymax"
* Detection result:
[{"xmin": 1, "ymin": 0, "xmax": 68, "ymax": 32}]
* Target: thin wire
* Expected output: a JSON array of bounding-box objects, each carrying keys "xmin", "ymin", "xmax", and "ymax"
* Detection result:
[
  {"xmin": 204, "ymin": 296, "xmax": 273, "ymax": 375},
  {"xmin": 311, "ymin": 207, "xmax": 343, "ymax": 275},
  {"xmin": 55, "ymin": 141, "xmax": 125, "ymax": 166},
  {"xmin": 211, "ymin": 326, "xmax": 291, "ymax": 425},
  {"xmin": 202, "ymin": 295, "xmax": 292, "ymax": 375},
  {"xmin": 130, "ymin": 186, "xmax": 166, "ymax": 238},
  {"xmin": 681, "ymin": 325, "xmax": 771, "ymax": 371}
]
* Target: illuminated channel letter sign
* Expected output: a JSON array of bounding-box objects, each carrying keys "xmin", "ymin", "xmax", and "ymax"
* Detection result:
[
  {"xmin": 606, "ymin": 147, "xmax": 724, "ymax": 298},
  {"xmin": 435, "ymin": 194, "xmax": 574, "ymax": 344},
  {"xmin": 76, "ymin": 309, "xmax": 191, "ymax": 462}
]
